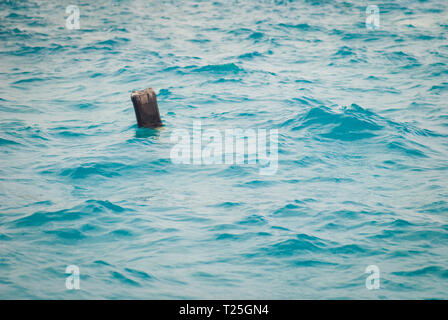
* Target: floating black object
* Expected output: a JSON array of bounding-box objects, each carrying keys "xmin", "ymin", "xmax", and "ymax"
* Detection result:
[{"xmin": 131, "ymin": 87, "xmax": 163, "ymax": 128}]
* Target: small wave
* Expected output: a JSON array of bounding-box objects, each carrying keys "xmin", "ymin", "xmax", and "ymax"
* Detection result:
[
  {"xmin": 238, "ymin": 51, "xmax": 263, "ymax": 60},
  {"xmin": 12, "ymin": 77, "xmax": 60, "ymax": 85},
  {"xmin": 0, "ymin": 233, "xmax": 12, "ymax": 241},
  {"xmin": 108, "ymin": 229, "xmax": 134, "ymax": 237},
  {"xmin": 12, "ymin": 200, "xmax": 129, "ymax": 227},
  {"xmin": 110, "ymin": 271, "xmax": 141, "ymax": 287},
  {"xmin": 291, "ymin": 260, "xmax": 338, "ymax": 267},
  {"xmin": 418, "ymin": 201, "xmax": 448, "ymax": 214},
  {"xmin": 248, "ymin": 31, "xmax": 264, "ymax": 40},
  {"xmin": 329, "ymin": 244, "xmax": 372, "ymax": 255},
  {"xmin": 83, "ymin": 37, "xmax": 130, "ymax": 51},
  {"xmin": 285, "ymin": 104, "xmax": 382, "ymax": 141},
  {"xmin": 187, "ymin": 38, "xmax": 211, "ymax": 43},
  {"xmin": 385, "ymin": 51, "xmax": 420, "ymax": 67},
  {"xmin": 0, "ymin": 137, "xmax": 21, "ymax": 146},
  {"xmin": 238, "ymin": 179, "xmax": 276, "ymax": 188},
  {"xmin": 392, "ymin": 266, "xmax": 448, "ymax": 278},
  {"xmin": 94, "ymin": 260, "xmax": 111, "ymax": 266},
  {"xmin": 58, "ymin": 162, "xmax": 126, "ymax": 179},
  {"xmin": 387, "ymin": 141, "xmax": 428, "ymax": 158},
  {"xmin": 237, "ymin": 215, "xmax": 267, "ymax": 226},
  {"xmin": 278, "ymin": 23, "xmax": 320, "ymax": 32},
  {"xmin": 162, "ymin": 63, "xmax": 244, "ymax": 75},
  {"xmin": 333, "ymin": 46, "xmax": 356, "ymax": 57},
  {"xmin": 44, "ymin": 228, "xmax": 86, "ymax": 241},
  {"xmin": 216, "ymin": 231, "xmax": 270, "ymax": 241},
  {"xmin": 259, "ymin": 234, "xmax": 328, "ymax": 257},
  {"xmin": 429, "ymin": 82, "xmax": 448, "ymax": 94},
  {"xmin": 124, "ymin": 268, "xmax": 154, "ymax": 280},
  {"xmin": 193, "ymin": 63, "xmax": 244, "ymax": 74},
  {"xmin": 210, "ymin": 201, "xmax": 243, "ymax": 208},
  {"xmin": 272, "ymin": 202, "xmax": 308, "ymax": 217},
  {"xmin": 282, "ymin": 103, "xmax": 441, "ymax": 145},
  {"xmin": 13, "ymin": 209, "xmax": 87, "ymax": 228}
]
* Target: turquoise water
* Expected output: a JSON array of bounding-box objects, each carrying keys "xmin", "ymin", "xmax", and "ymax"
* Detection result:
[{"xmin": 1, "ymin": 0, "xmax": 448, "ymax": 299}]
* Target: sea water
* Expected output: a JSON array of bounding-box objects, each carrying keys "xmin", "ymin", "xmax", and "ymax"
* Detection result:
[{"xmin": 0, "ymin": 0, "xmax": 447, "ymax": 299}]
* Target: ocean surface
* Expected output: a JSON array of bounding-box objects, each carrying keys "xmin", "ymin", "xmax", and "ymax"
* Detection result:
[{"xmin": 1, "ymin": 0, "xmax": 447, "ymax": 299}]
